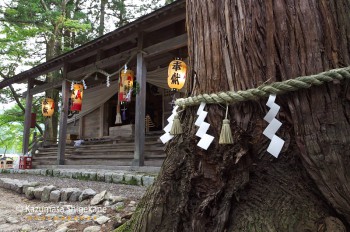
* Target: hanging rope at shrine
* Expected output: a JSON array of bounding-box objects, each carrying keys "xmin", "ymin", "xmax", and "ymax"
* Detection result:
[
  {"xmin": 66, "ymin": 50, "xmax": 142, "ymax": 85},
  {"xmin": 175, "ymin": 67, "xmax": 350, "ymax": 107}
]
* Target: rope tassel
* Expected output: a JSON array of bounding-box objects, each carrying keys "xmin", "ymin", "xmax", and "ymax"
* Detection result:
[
  {"xmin": 115, "ymin": 113, "xmax": 122, "ymax": 124},
  {"xmin": 170, "ymin": 114, "xmax": 183, "ymax": 135},
  {"xmin": 115, "ymin": 100, "xmax": 122, "ymax": 124},
  {"xmin": 219, "ymin": 105, "xmax": 233, "ymax": 144}
]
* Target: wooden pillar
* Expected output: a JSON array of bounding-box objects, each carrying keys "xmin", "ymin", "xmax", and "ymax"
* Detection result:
[
  {"xmin": 99, "ymin": 104, "xmax": 105, "ymax": 137},
  {"xmin": 22, "ymin": 78, "xmax": 34, "ymax": 155},
  {"xmin": 57, "ymin": 69, "xmax": 70, "ymax": 165},
  {"xmin": 79, "ymin": 116, "xmax": 84, "ymax": 139},
  {"xmin": 133, "ymin": 32, "xmax": 146, "ymax": 166}
]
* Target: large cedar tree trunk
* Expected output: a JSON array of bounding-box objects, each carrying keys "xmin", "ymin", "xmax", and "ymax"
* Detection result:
[{"xmin": 118, "ymin": 0, "xmax": 350, "ymax": 231}]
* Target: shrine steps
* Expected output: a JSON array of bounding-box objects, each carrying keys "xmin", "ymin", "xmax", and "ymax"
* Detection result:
[{"xmin": 32, "ymin": 132, "xmax": 166, "ymax": 167}]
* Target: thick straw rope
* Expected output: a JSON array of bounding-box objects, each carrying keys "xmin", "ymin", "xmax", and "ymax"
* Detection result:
[{"xmin": 175, "ymin": 67, "xmax": 350, "ymax": 107}]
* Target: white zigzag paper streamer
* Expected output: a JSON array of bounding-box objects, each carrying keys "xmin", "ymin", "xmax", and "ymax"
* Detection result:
[
  {"xmin": 263, "ymin": 94, "xmax": 285, "ymax": 158},
  {"xmin": 160, "ymin": 105, "xmax": 179, "ymax": 144},
  {"xmin": 195, "ymin": 102, "xmax": 214, "ymax": 150},
  {"xmin": 106, "ymin": 76, "xmax": 110, "ymax": 87}
]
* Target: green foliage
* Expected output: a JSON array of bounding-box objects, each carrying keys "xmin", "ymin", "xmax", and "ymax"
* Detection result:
[
  {"xmin": 133, "ymin": 0, "xmax": 170, "ymax": 17},
  {"xmin": 0, "ymin": 0, "xmax": 92, "ymax": 65},
  {"xmin": 0, "ymin": 105, "xmax": 24, "ymax": 153},
  {"xmin": 0, "ymin": 96, "xmax": 44, "ymax": 154}
]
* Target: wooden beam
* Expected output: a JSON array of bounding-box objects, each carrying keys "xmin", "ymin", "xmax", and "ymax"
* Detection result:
[
  {"xmin": 99, "ymin": 104, "xmax": 105, "ymax": 138},
  {"xmin": 57, "ymin": 67, "xmax": 70, "ymax": 165},
  {"xmin": 143, "ymin": 10, "xmax": 186, "ymax": 32},
  {"xmin": 133, "ymin": 32, "xmax": 146, "ymax": 167},
  {"xmin": 68, "ymin": 33, "xmax": 137, "ymax": 64},
  {"xmin": 67, "ymin": 48, "xmax": 137, "ymax": 80},
  {"xmin": 0, "ymin": 62, "xmax": 62, "ymax": 89},
  {"xmin": 103, "ymin": 102, "xmax": 109, "ymax": 136},
  {"xmin": 66, "ymin": 34, "xmax": 187, "ymax": 80},
  {"xmin": 98, "ymin": 32, "xmax": 137, "ymax": 53},
  {"xmin": 22, "ymin": 79, "xmax": 63, "ymax": 97},
  {"xmin": 144, "ymin": 33, "xmax": 187, "ymax": 58},
  {"xmin": 33, "ymin": 79, "xmax": 46, "ymax": 85},
  {"xmin": 22, "ymin": 78, "xmax": 34, "ymax": 155},
  {"xmin": 79, "ymin": 116, "xmax": 84, "ymax": 139}
]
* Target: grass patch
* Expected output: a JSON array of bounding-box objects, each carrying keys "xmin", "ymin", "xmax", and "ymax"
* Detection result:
[
  {"xmin": 120, "ymin": 176, "xmax": 138, "ymax": 186},
  {"xmin": 76, "ymin": 175, "xmax": 91, "ymax": 181},
  {"xmin": 0, "ymin": 169, "xmax": 11, "ymax": 174}
]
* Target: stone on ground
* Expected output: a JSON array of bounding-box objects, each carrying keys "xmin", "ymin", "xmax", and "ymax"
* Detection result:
[
  {"xmin": 94, "ymin": 215, "xmax": 110, "ymax": 225},
  {"xmin": 108, "ymin": 195, "xmax": 126, "ymax": 204},
  {"xmin": 55, "ymin": 226, "xmax": 68, "ymax": 232},
  {"xmin": 25, "ymin": 187, "xmax": 35, "ymax": 200},
  {"xmin": 50, "ymin": 190, "xmax": 61, "ymax": 202},
  {"xmin": 21, "ymin": 224, "xmax": 32, "ymax": 231},
  {"xmin": 79, "ymin": 189, "xmax": 96, "ymax": 202},
  {"xmin": 83, "ymin": 225, "xmax": 101, "ymax": 232},
  {"xmin": 33, "ymin": 187, "xmax": 45, "ymax": 199},
  {"xmin": 69, "ymin": 189, "xmax": 82, "ymax": 202},
  {"xmin": 6, "ymin": 216, "xmax": 19, "ymax": 224},
  {"xmin": 41, "ymin": 185, "xmax": 57, "ymax": 202},
  {"xmin": 90, "ymin": 190, "xmax": 108, "ymax": 205},
  {"xmin": 61, "ymin": 188, "xmax": 80, "ymax": 201}
]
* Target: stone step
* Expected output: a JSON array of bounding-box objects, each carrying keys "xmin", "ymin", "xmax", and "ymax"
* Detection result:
[
  {"xmin": 35, "ymin": 146, "xmax": 164, "ymax": 157},
  {"xmin": 34, "ymin": 153, "xmax": 165, "ymax": 160},
  {"xmin": 38, "ymin": 141, "xmax": 163, "ymax": 151},
  {"xmin": 32, "ymin": 158, "xmax": 164, "ymax": 167}
]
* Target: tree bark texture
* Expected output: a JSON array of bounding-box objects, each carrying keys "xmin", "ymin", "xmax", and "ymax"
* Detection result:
[{"xmin": 117, "ymin": 0, "xmax": 350, "ymax": 231}]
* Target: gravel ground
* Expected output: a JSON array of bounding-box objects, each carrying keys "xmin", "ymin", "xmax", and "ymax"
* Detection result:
[
  {"xmin": 0, "ymin": 173, "xmax": 148, "ymax": 232},
  {"xmin": 0, "ymin": 173, "xmax": 147, "ymax": 200}
]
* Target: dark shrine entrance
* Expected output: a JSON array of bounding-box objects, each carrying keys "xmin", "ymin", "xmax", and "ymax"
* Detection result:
[
  {"xmin": 146, "ymin": 83, "xmax": 163, "ymax": 131},
  {"xmin": 107, "ymin": 83, "xmax": 164, "ymax": 135}
]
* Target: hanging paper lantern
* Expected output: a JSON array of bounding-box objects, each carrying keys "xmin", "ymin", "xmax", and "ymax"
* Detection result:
[
  {"xmin": 71, "ymin": 83, "xmax": 84, "ymax": 111},
  {"xmin": 119, "ymin": 69, "xmax": 134, "ymax": 103},
  {"xmin": 167, "ymin": 59, "xmax": 187, "ymax": 90},
  {"xmin": 42, "ymin": 98, "xmax": 55, "ymax": 117}
]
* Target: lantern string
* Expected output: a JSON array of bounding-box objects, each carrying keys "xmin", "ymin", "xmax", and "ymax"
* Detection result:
[
  {"xmin": 108, "ymin": 51, "xmax": 138, "ymax": 78},
  {"xmin": 65, "ymin": 50, "xmax": 140, "ymax": 86}
]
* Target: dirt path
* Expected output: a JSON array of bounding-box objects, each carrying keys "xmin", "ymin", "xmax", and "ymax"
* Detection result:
[{"xmin": 0, "ymin": 187, "xmax": 61, "ymax": 231}]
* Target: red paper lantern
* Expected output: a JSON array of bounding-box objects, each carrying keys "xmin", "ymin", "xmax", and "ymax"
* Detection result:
[
  {"xmin": 71, "ymin": 83, "xmax": 84, "ymax": 111},
  {"xmin": 119, "ymin": 69, "xmax": 134, "ymax": 103}
]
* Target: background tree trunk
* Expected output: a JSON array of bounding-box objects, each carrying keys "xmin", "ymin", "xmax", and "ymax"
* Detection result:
[
  {"xmin": 99, "ymin": 0, "xmax": 106, "ymax": 36},
  {"xmin": 43, "ymin": 0, "xmax": 66, "ymax": 145},
  {"xmin": 117, "ymin": 0, "xmax": 350, "ymax": 231},
  {"xmin": 44, "ymin": 34, "xmax": 60, "ymax": 144}
]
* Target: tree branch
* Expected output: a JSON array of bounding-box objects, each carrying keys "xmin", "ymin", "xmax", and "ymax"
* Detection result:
[
  {"xmin": 40, "ymin": 0, "xmax": 49, "ymax": 12},
  {"xmin": 0, "ymin": 18, "xmax": 44, "ymax": 25}
]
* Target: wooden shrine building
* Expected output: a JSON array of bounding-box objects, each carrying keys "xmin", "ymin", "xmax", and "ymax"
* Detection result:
[{"xmin": 0, "ymin": 0, "xmax": 187, "ymax": 167}]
